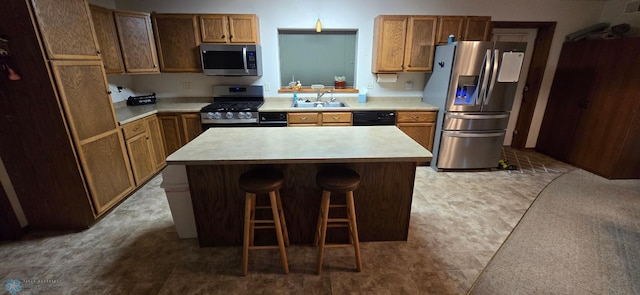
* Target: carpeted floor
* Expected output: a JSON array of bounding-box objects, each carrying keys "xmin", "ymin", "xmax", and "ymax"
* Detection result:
[{"xmin": 468, "ymin": 169, "xmax": 640, "ymax": 295}]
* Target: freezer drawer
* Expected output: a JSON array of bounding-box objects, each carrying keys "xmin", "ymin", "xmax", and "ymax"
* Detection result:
[
  {"xmin": 442, "ymin": 112, "xmax": 509, "ymax": 131},
  {"xmin": 437, "ymin": 130, "xmax": 505, "ymax": 169}
]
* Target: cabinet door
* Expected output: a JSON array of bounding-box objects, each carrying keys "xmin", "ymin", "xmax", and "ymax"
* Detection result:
[
  {"xmin": 114, "ymin": 10, "xmax": 159, "ymax": 73},
  {"xmin": 372, "ymin": 16, "xmax": 407, "ymax": 73},
  {"xmin": 536, "ymin": 41, "xmax": 601, "ymax": 160},
  {"xmin": 464, "ymin": 16, "xmax": 491, "ymax": 41},
  {"xmin": 199, "ymin": 15, "xmax": 228, "ymax": 43},
  {"xmin": 158, "ymin": 114, "xmax": 183, "ymax": 157},
  {"xmin": 30, "ymin": 0, "xmax": 100, "ymax": 60},
  {"xmin": 153, "ymin": 14, "xmax": 202, "ymax": 72},
  {"xmin": 181, "ymin": 113, "xmax": 203, "ymax": 143},
  {"xmin": 397, "ymin": 123, "xmax": 435, "ymax": 151},
  {"xmin": 569, "ymin": 39, "xmax": 640, "ymax": 177},
  {"xmin": 146, "ymin": 115, "xmax": 166, "ymax": 170},
  {"xmin": 228, "ymin": 15, "xmax": 258, "ymax": 43},
  {"xmin": 404, "ymin": 16, "xmax": 437, "ymax": 72},
  {"xmin": 125, "ymin": 132, "xmax": 155, "ymax": 185},
  {"xmin": 90, "ymin": 5, "xmax": 125, "ymax": 74},
  {"xmin": 50, "ymin": 60, "xmax": 134, "ymax": 215},
  {"xmin": 436, "ymin": 16, "xmax": 464, "ymax": 44}
]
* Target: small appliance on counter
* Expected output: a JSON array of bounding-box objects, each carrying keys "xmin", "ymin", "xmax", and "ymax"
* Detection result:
[{"xmin": 126, "ymin": 93, "xmax": 156, "ymax": 106}]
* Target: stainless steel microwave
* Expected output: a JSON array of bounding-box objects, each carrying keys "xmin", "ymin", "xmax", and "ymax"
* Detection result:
[{"xmin": 200, "ymin": 44, "xmax": 262, "ymax": 76}]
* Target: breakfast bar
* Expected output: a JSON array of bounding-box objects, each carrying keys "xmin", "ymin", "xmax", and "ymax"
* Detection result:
[{"xmin": 166, "ymin": 126, "xmax": 432, "ymax": 247}]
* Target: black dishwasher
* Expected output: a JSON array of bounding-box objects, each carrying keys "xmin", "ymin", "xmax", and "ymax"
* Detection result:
[{"xmin": 352, "ymin": 111, "xmax": 396, "ymax": 126}]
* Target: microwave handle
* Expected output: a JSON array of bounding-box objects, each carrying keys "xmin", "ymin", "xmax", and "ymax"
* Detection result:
[{"xmin": 242, "ymin": 47, "xmax": 249, "ymax": 74}]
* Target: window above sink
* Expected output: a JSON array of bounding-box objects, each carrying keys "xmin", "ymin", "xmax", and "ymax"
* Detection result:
[{"xmin": 278, "ymin": 29, "xmax": 358, "ymax": 93}]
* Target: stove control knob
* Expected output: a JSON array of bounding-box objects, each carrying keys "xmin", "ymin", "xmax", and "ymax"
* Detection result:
[
  {"xmin": 245, "ymin": 112, "xmax": 253, "ymax": 119},
  {"xmin": 226, "ymin": 112, "xmax": 234, "ymax": 119},
  {"xmin": 238, "ymin": 112, "xmax": 246, "ymax": 119},
  {"xmin": 207, "ymin": 112, "xmax": 222, "ymax": 120}
]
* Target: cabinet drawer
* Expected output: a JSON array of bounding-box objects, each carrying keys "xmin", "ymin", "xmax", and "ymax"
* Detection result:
[
  {"xmin": 397, "ymin": 111, "xmax": 436, "ymax": 123},
  {"xmin": 288, "ymin": 112, "xmax": 319, "ymax": 124},
  {"xmin": 122, "ymin": 120, "xmax": 147, "ymax": 139},
  {"xmin": 322, "ymin": 112, "xmax": 352, "ymax": 124}
]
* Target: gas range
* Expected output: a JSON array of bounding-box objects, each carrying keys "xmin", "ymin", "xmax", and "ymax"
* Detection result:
[{"xmin": 200, "ymin": 86, "xmax": 264, "ymax": 128}]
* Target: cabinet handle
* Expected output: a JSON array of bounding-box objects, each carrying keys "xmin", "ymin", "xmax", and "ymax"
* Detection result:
[
  {"xmin": 332, "ymin": 116, "xmax": 340, "ymax": 120},
  {"xmin": 134, "ymin": 127, "xmax": 140, "ymax": 131},
  {"xmin": 300, "ymin": 116, "xmax": 308, "ymax": 121},
  {"xmin": 410, "ymin": 116, "xmax": 419, "ymax": 120}
]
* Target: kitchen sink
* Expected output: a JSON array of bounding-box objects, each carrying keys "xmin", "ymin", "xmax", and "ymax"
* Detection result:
[{"xmin": 291, "ymin": 101, "xmax": 349, "ymax": 108}]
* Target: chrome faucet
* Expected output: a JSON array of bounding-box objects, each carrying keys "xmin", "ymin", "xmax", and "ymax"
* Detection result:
[{"xmin": 317, "ymin": 90, "xmax": 332, "ymax": 102}]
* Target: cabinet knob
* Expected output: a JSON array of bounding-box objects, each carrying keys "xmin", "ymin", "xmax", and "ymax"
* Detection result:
[
  {"xmin": 107, "ymin": 90, "xmax": 112, "ymax": 94},
  {"xmin": 221, "ymin": 34, "xmax": 225, "ymax": 38},
  {"xmin": 96, "ymin": 50, "xmax": 101, "ymax": 54},
  {"xmin": 230, "ymin": 35, "xmax": 233, "ymax": 39}
]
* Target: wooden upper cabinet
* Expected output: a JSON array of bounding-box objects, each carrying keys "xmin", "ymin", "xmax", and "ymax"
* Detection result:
[
  {"xmin": 372, "ymin": 15, "xmax": 436, "ymax": 73},
  {"xmin": 113, "ymin": 10, "xmax": 160, "ymax": 73},
  {"xmin": 228, "ymin": 15, "xmax": 259, "ymax": 43},
  {"xmin": 200, "ymin": 14, "xmax": 259, "ymax": 44},
  {"xmin": 372, "ymin": 15, "xmax": 408, "ymax": 73},
  {"xmin": 30, "ymin": 0, "xmax": 100, "ymax": 60},
  {"xmin": 463, "ymin": 16, "xmax": 492, "ymax": 41},
  {"xmin": 436, "ymin": 16, "xmax": 492, "ymax": 44},
  {"xmin": 404, "ymin": 16, "xmax": 437, "ymax": 72},
  {"xmin": 152, "ymin": 14, "xmax": 202, "ymax": 72},
  {"xmin": 89, "ymin": 5, "xmax": 125, "ymax": 74}
]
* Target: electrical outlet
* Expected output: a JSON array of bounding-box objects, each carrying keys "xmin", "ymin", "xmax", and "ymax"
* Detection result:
[
  {"xmin": 366, "ymin": 81, "xmax": 374, "ymax": 89},
  {"xmin": 264, "ymin": 82, "xmax": 270, "ymax": 91},
  {"xmin": 405, "ymin": 82, "xmax": 413, "ymax": 90},
  {"xmin": 182, "ymin": 82, "xmax": 191, "ymax": 90}
]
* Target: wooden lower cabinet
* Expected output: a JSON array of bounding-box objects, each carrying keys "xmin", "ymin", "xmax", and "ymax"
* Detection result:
[
  {"xmin": 288, "ymin": 112, "xmax": 352, "ymax": 126},
  {"xmin": 122, "ymin": 115, "xmax": 166, "ymax": 185},
  {"xmin": 396, "ymin": 111, "xmax": 437, "ymax": 152},
  {"xmin": 158, "ymin": 113, "xmax": 202, "ymax": 156}
]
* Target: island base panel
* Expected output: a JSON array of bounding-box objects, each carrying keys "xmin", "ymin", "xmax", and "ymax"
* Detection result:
[{"xmin": 187, "ymin": 162, "xmax": 417, "ymax": 247}]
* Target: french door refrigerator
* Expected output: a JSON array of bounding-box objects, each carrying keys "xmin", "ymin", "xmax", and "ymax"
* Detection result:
[{"xmin": 423, "ymin": 41, "xmax": 526, "ymax": 170}]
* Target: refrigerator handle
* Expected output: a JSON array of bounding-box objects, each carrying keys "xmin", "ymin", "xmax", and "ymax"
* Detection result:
[
  {"xmin": 444, "ymin": 131, "xmax": 505, "ymax": 138},
  {"xmin": 447, "ymin": 113, "xmax": 510, "ymax": 119},
  {"xmin": 477, "ymin": 49, "xmax": 492, "ymax": 106},
  {"xmin": 484, "ymin": 49, "xmax": 500, "ymax": 105}
]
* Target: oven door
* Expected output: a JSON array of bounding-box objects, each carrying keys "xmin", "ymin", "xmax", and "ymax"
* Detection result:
[{"xmin": 202, "ymin": 122, "xmax": 260, "ymax": 131}]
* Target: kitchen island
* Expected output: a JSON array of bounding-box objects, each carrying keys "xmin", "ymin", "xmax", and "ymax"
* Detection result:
[{"xmin": 166, "ymin": 126, "xmax": 432, "ymax": 247}]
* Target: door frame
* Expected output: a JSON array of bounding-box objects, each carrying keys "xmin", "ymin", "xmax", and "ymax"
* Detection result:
[{"xmin": 491, "ymin": 21, "xmax": 556, "ymax": 149}]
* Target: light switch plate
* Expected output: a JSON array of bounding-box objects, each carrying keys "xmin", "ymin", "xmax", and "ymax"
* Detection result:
[
  {"xmin": 366, "ymin": 81, "xmax": 374, "ymax": 89},
  {"xmin": 405, "ymin": 82, "xmax": 413, "ymax": 90},
  {"xmin": 264, "ymin": 82, "xmax": 271, "ymax": 91}
]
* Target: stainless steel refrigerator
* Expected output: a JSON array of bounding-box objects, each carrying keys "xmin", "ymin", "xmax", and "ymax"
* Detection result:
[{"xmin": 423, "ymin": 41, "xmax": 526, "ymax": 170}]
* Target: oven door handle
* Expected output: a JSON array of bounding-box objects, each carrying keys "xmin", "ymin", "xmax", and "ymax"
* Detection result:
[{"xmin": 242, "ymin": 47, "xmax": 249, "ymax": 74}]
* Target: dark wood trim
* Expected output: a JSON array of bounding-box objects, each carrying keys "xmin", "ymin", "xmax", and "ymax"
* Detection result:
[
  {"xmin": 492, "ymin": 21, "xmax": 556, "ymax": 149},
  {"xmin": 0, "ymin": 182, "xmax": 22, "ymax": 241}
]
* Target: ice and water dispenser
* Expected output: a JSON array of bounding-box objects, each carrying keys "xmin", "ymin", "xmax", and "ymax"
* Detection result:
[{"xmin": 454, "ymin": 76, "xmax": 479, "ymax": 105}]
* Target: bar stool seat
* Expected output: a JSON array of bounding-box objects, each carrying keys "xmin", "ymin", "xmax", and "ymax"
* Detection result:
[
  {"xmin": 315, "ymin": 167, "xmax": 362, "ymax": 274},
  {"xmin": 239, "ymin": 168, "xmax": 289, "ymax": 275}
]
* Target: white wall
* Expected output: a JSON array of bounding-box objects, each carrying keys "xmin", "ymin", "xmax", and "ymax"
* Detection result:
[
  {"xmin": 110, "ymin": 0, "xmax": 613, "ymax": 147},
  {"xmin": 601, "ymin": 0, "xmax": 640, "ymax": 35}
]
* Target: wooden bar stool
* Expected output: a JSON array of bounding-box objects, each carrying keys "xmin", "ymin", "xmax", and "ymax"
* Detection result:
[
  {"xmin": 315, "ymin": 167, "xmax": 362, "ymax": 274},
  {"xmin": 239, "ymin": 168, "xmax": 289, "ymax": 275}
]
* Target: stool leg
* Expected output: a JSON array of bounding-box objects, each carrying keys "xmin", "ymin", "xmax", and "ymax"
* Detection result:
[
  {"xmin": 316, "ymin": 190, "xmax": 331, "ymax": 274},
  {"xmin": 242, "ymin": 193, "xmax": 254, "ymax": 276},
  {"xmin": 314, "ymin": 194, "xmax": 325, "ymax": 246},
  {"xmin": 269, "ymin": 191, "xmax": 289, "ymax": 274},
  {"xmin": 275, "ymin": 190, "xmax": 290, "ymax": 246},
  {"xmin": 248, "ymin": 194, "xmax": 257, "ymax": 247},
  {"xmin": 346, "ymin": 191, "xmax": 362, "ymax": 272}
]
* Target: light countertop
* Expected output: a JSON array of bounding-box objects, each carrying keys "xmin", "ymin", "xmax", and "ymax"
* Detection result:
[
  {"xmin": 114, "ymin": 96, "xmax": 438, "ymax": 125},
  {"xmin": 166, "ymin": 126, "xmax": 432, "ymax": 165}
]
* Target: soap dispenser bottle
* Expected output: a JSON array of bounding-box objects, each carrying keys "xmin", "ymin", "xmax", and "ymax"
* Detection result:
[{"xmin": 293, "ymin": 91, "xmax": 298, "ymax": 103}]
